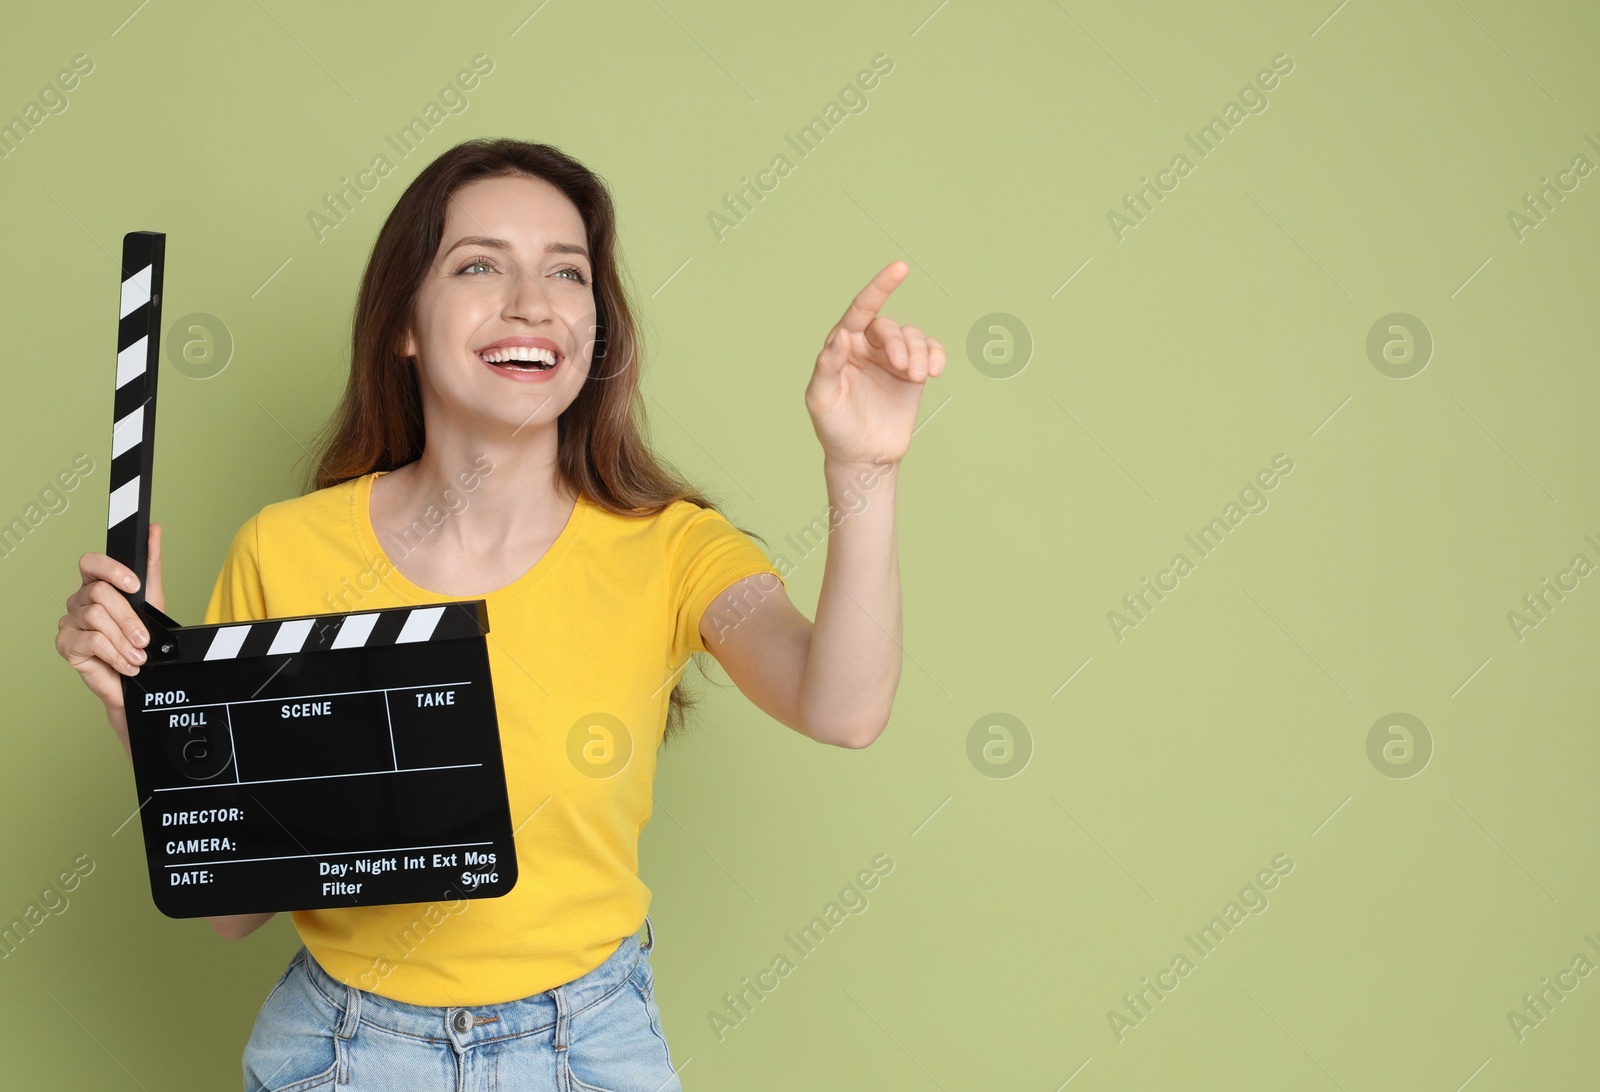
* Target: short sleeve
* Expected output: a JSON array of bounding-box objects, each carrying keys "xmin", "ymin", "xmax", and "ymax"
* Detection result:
[
  {"xmin": 670, "ymin": 504, "xmax": 786, "ymax": 662},
  {"xmin": 202, "ymin": 515, "xmax": 269, "ymax": 626}
]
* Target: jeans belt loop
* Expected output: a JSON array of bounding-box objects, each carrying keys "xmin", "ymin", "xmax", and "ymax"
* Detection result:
[
  {"xmin": 337, "ymin": 981, "xmax": 361, "ymax": 1041},
  {"xmin": 552, "ymin": 982, "xmax": 570, "ymax": 1052}
]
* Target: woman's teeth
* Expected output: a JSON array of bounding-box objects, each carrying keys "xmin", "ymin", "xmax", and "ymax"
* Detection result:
[{"xmin": 480, "ymin": 347, "xmax": 557, "ymax": 369}]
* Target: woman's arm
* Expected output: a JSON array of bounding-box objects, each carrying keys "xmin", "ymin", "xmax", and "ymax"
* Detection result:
[
  {"xmin": 704, "ymin": 458, "xmax": 901, "ymax": 749},
  {"xmin": 703, "ymin": 261, "xmax": 940, "ymax": 749},
  {"xmin": 210, "ymin": 912, "xmax": 277, "ymax": 939}
]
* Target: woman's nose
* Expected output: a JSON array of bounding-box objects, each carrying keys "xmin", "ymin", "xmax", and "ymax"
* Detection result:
[{"xmin": 503, "ymin": 268, "xmax": 556, "ymax": 322}]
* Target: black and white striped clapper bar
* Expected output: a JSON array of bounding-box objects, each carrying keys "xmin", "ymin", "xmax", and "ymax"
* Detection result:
[{"xmin": 109, "ymin": 231, "xmax": 518, "ymax": 918}]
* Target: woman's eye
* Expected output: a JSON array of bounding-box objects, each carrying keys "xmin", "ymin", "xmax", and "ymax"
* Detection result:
[
  {"xmin": 460, "ymin": 259, "xmax": 493, "ymax": 275},
  {"xmin": 557, "ymin": 267, "xmax": 590, "ymax": 285}
]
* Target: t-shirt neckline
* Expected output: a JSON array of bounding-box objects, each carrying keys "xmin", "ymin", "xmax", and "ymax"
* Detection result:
[{"xmin": 352, "ymin": 469, "xmax": 588, "ymax": 604}]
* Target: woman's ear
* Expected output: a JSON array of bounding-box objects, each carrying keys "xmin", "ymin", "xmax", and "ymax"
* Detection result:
[{"xmin": 398, "ymin": 326, "xmax": 417, "ymax": 360}]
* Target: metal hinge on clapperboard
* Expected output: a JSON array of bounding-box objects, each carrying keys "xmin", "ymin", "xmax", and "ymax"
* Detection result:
[{"xmin": 109, "ymin": 231, "xmax": 520, "ymax": 919}]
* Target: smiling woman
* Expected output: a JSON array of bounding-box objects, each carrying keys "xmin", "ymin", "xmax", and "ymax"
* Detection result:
[{"xmin": 57, "ymin": 136, "xmax": 944, "ymax": 1092}]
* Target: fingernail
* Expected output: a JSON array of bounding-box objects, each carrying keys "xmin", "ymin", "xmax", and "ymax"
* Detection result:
[
  {"xmin": 132, "ymin": 648, "xmax": 145, "ymax": 663},
  {"xmin": 134, "ymin": 629, "xmax": 148, "ymax": 643}
]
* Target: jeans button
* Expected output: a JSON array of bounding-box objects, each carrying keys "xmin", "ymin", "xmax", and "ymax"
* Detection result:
[{"xmin": 452, "ymin": 1009, "xmax": 472, "ymax": 1034}]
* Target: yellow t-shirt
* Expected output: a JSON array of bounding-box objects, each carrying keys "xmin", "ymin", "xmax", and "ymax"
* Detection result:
[{"xmin": 202, "ymin": 470, "xmax": 785, "ymax": 1006}]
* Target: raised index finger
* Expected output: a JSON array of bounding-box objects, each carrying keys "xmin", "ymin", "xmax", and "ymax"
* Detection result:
[{"xmin": 835, "ymin": 260, "xmax": 909, "ymax": 335}]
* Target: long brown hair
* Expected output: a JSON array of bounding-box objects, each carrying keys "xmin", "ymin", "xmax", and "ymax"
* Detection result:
[{"xmin": 300, "ymin": 138, "xmax": 759, "ymax": 746}]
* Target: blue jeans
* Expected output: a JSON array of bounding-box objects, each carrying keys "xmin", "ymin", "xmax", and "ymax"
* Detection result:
[{"xmin": 242, "ymin": 917, "xmax": 681, "ymax": 1091}]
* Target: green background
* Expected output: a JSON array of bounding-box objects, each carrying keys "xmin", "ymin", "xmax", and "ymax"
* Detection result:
[{"xmin": 4, "ymin": 0, "xmax": 1598, "ymax": 1087}]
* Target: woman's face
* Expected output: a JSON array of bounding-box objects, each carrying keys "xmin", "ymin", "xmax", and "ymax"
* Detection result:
[{"xmin": 401, "ymin": 173, "xmax": 598, "ymax": 438}]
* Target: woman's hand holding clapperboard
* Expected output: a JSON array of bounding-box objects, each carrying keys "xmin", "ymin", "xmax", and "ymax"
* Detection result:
[
  {"xmin": 56, "ymin": 521, "xmax": 164, "ymax": 761},
  {"xmin": 58, "ymin": 522, "xmax": 280, "ymax": 938}
]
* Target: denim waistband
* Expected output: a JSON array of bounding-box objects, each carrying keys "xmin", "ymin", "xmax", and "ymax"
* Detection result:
[{"xmin": 296, "ymin": 919, "xmax": 652, "ymax": 1047}]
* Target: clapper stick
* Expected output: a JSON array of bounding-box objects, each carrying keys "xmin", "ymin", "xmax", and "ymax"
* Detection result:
[
  {"xmin": 106, "ymin": 230, "xmax": 182, "ymax": 658},
  {"xmin": 102, "ymin": 229, "xmax": 518, "ymax": 918}
]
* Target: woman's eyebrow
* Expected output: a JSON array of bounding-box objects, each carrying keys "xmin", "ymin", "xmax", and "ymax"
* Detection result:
[{"xmin": 443, "ymin": 235, "xmax": 590, "ymax": 260}]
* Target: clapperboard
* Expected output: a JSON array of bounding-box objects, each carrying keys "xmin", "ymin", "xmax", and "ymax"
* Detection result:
[{"xmin": 109, "ymin": 231, "xmax": 519, "ymax": 918}]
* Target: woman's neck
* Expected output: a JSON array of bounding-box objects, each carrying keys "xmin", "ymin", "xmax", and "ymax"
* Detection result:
[{"xmin": 380, "ymin": 426, "xmax": 573, "ymax": 554}]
